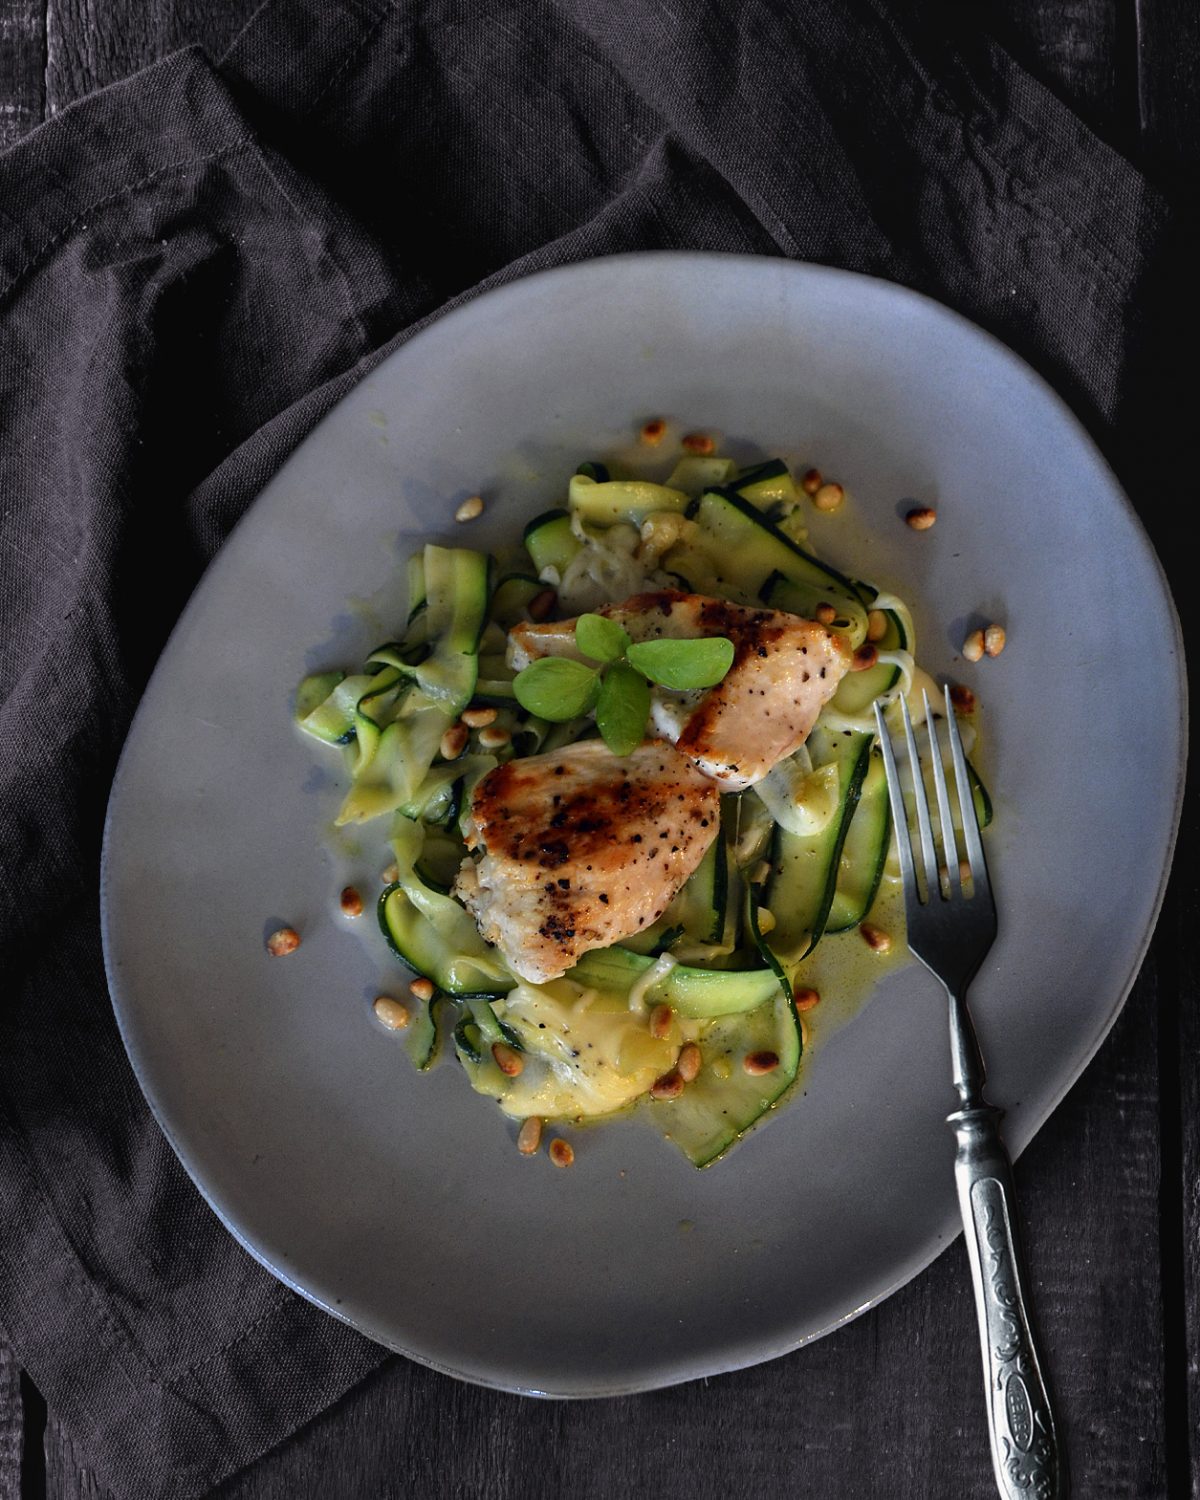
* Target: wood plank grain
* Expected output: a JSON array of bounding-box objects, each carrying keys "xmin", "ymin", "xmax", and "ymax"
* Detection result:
[
  {"xmin": 0, "ymin": 0, "xmax": 46, "ymax": 148},
  {"xmin": 44, "ymin": 1416, "xmax": 106, "ymax": 1500},
  {"xmin": 1157, "ymin": 871, "xmax": 1197, "ymax": 1500},
  {"xmin": 1124, "ymin": 0, "xmax": 1199, "ymax": 1462},
  {"xmin": 42, "ymin": 0, "xmax": 258, "ymax": 117},
  {"xmin": 979, "ymin": 0, "xmax": 1139, "ymax": 152},
  {"xmin": 0, "ymin": 1332, "xmax": 24, "ymax": 1498},
  {"xmin": 1176, "ymin": 870, "xmax": 1200, "ymax": 1500},
  {"xmin": 1135, "ymin": 0, "xmax": 1200, "ymax": 178}
]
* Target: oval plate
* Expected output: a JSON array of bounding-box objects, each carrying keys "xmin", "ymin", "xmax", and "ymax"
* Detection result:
[{"xmin": 102, "ymin": 254, "xmax": 1185, "ymax": 1396}]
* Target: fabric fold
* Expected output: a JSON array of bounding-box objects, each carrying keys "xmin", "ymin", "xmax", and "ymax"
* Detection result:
[{"xmin": 0, "ymin": 42, "xmax": 398, "ymax": 1500}]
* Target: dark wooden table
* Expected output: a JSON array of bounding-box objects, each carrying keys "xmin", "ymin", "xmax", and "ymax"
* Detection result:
[{"xmin": 1, "ymin": 2, "xmax": 1195, "ymax": 1496}]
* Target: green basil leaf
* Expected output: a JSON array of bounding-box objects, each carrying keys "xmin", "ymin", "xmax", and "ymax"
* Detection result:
[
  {"xmin": 626, "ymin": 636, "xmax": 735, "ymax": 690},
  {"xmin": 575, "ymin": 613, "xmax": 630, "ymax": 663},
  {"xmin": 513, "ymin": 658, "xmax": 600, "ymax": 720},
  {"xmin": 596, "ymin": 661, "xmax": 651, "ymax": 757}
]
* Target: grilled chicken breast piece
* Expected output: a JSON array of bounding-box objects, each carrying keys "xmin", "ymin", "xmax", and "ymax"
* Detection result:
[
  {"xmin": 454, "ymin": 738, "xmax": 720, "ymax": 984},
  {"xmin": 510, "ymin": 591, "xmax": 852, "ymax": 791}
]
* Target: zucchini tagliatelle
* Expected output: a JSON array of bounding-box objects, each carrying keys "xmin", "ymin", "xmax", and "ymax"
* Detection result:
[{"xmin": 293, "ymin": 451, "xmax": 991, "ymax": 1166}]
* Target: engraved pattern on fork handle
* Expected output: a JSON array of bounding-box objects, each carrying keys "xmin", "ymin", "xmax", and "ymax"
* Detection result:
[
  {"xmin": 949, "ymin": 1099, "xmax": 1067, "ymax": 1499},
  {"xmin": 874, "ymin": 693, "xmax": 1064, "ymax": 1495}
]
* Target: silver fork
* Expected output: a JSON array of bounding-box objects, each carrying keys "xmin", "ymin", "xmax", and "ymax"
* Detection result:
[{"xmin": 874, "ymin": 687, "xmax": 1066, "ymax": 1500}]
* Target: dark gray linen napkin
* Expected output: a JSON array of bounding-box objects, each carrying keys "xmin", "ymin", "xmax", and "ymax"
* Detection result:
[{"xmin": 0, "ymin": 1, "xmax": 1175, "ymax": 1494}]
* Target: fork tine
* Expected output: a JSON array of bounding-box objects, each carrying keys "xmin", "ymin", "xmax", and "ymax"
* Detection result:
[
  {"xmin": 873, "ymin": 701, "xmax": 917, "ymax": 900},
  {"xmin": 923, "ymin": 691, "xmax": 961, "ymax": 898},
  {"xmin": 900, "ymin": 693, "xmax": 939, "ymax": 899},
  {"xmin": 943, "ymin": 684, "xmax": 992, "ymax": 899}
]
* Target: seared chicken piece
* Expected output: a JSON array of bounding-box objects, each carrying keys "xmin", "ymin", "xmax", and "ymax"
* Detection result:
[
  {"xmin": 454, "ymin": 738, "xmax": 720, "ymax": 984},
  {"xmin": 510, "ymin": 591, "xmax": 852, "ymax": 791}
]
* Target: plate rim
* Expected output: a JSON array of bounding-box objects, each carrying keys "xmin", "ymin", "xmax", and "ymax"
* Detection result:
[{"xmin": 100, "ymin": 249, "xmax": 1189, "ymax": 1397}]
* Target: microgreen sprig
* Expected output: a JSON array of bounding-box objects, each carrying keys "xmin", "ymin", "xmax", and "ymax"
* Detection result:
[
  {"xmin": 596, "ymin": 661, "xmax": 650, "ymax": 757},
  {"xmin": 512, "ymin": 612, "xmax": 734, "ymax": 756}
]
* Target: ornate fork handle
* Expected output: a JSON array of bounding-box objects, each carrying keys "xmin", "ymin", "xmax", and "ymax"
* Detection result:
[
  {"xmin": 948, "ymin": 997, "xmax": 1067, "ymax": 1500},
  {"xmin": 875, "ymin": 693, "xmax": 1066, "ymax": 1497}
]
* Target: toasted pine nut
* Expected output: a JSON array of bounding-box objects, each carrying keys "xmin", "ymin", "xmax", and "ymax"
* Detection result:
[
  {"xmin": 492, "ymin": 1042, "xmax": 524, "ymax": 1076},
  {"xmin": 266, "ymin": 926, "xmax": 301, "ymax": 957},
  {"xmin": 478, "ymin": 725, "xmax": 511, "ymax": 750},
  {"xmin": 440, "ymin": 724, "xmax": 469, "ymax": 760},
  {"xmin": 815, "ymin": 603, "xmax": 837, "ymax": 625},
  {"xmin": 381, "ymin": 861, "xmax": 400, "ymax": 884},
  {"xmin": 867, "ymin": 609, "xmax": 889, "ymax": 642},
  {"xmin": 409, "ymin": 977, "xmax": 435, "ymax": 1002},
  {"xmin": 949, "ymin": 684, "xmax": 976, "ymax": 715},
  {"xmin": 527, "ymin": 587, "xmax": 557, "ymax": 621},
  {"xmin": 373, "ymin": 996, "xmax": 410, "ymax": 1030},
  {"xmin": 801, "ymin": 467, "xmax": 823, "ymax": 495},
  {"xmin": 984, "ymin": 624, "xmax": 1007, "ymax": 657},
  {"xmin": 813, "ymin": 482, "xmax": 844, "ymax": 512},
  {"xmin": 455, "ymin": 494, "xmax": 484, "ymax": 523},
  {"xmin": 851, "ymin": 644, "xmax": 879, "ymax": 672},
  {"xmin": 906, "ymin": 506, "xmax": 937, "ymax": 531},
  {"xmin": 756, "ymin": 907, "xmax": 777, "ymax": 934},
  {"xmin": 939, "ymin": 860, "xmax": 976, "ymax": 896},
  {"xmin": 517, "ymin": 1117, "xmax": 543, "ymax": 1155},
  {"xmin": 677, "ymin": 1042, "xmax": 702, "ymax": 1083},
  {"xmin": 339, "ymin": 885, "xmax": 363, "ymax": 919},
  {"xmin": 461, "ymin": 707, "xmax": 498, "ymax": 729},
  {"xmin": 799, "ymin": 1015, "xmax": 811, "ymax": 1047},
  {"xmin": 682, "ymin": 431, "xmax": 715, "ymax": 456},
  {"xmin": 549, "ymin": 1138, "xmax": 575, "ymax": 1168},
  {"xmin": 650, "ymin": 1069, "xmax": 684, "ymax": 1100},
  {"xmin": 962, "ymin": 630, "xmax": 985, "ymax": 663},
  {"xmin": 744, "ymin": 1050, "xmax": 780, "ymax": 1076},
  {"xmin": 794, "ymin": 987, "xmax": 821, "ymax": 1012},
  {"xmin": 649, "ymin": 1003, "xmax": 673, "ymax": 1040},
  {"xmin": 639, "ymin": 511, "xmax": 687, "ymax": 563},
  {"xmin": 860, "ymin": 922, "xmax": 892, "ymax": 953},
  {"xmin": 640, "ymin": 418, "xmax": 666, "ymax": 445}
]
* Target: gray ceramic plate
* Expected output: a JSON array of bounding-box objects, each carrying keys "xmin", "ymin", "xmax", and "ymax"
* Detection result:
[{"xmin": 102, "ymin": 253, "xmax": 1185, "ymax": 1395}]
